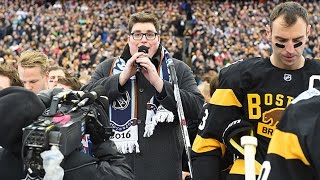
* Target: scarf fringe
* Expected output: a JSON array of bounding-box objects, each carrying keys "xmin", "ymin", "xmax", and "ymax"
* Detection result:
[
  {"xmin": 143, "ymin": 105, "xmax": 174, "ymax": 137},
  {"xmin": 115, "ymin": 141, "xmax": 140, "ymax": 153}
]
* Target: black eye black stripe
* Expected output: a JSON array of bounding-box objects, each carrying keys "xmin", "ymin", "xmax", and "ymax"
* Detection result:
[
  {"xmin": 275, "ymin": 43, "xmax": 285, "ymax": 48},
  {"xmin": 275, "ymin": 42, "xmax": 303, "ymax": 48},
  {"xmin": 293, "ymin": 42, "xmax": 303, "ymax": 48}
]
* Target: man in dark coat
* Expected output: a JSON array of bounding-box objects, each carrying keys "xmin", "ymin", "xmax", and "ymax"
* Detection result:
[
  {"xmin": 83, "ymin": 12, "xmax": 204, "ymax": 180},
  {"xmin": 0, "ymin": 87, "xmax": 133, "ymax": 180}
]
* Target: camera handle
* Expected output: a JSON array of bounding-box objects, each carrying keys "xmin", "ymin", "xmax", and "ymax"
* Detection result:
[{"xmin": 47, "ymin": 91, "xmax": 72, "ymax": 116}]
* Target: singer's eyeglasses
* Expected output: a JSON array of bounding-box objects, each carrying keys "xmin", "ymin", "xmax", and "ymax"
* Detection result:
[{"xmin": 130, "ymin": 32, "xmax": 158, "ymax": 40}]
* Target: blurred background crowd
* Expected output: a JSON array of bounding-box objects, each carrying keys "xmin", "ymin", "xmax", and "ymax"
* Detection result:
[{"xmin": 0, "ymin": 0, "xmax": 319, "ymax": 85}]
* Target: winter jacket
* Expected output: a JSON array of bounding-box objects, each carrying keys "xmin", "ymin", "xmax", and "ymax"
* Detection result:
[{"xmin": 83, "ymin": 45, "xmax": 204, "ymax": 180}]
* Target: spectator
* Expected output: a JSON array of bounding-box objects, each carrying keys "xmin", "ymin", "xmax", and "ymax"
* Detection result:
[
  {"xmin": 209, "ymin": 72, "xmax": 219, "ymax": 96},
  {"xmin": 56, "ymin": 77, "xmax": 82, "ymax": 90},
  {"xmin": 0, "ymin": 0, "xmax": 319, "ymax": 79},
  {"xmin": 83, "ymin": 11, "xmax": 204, "ymax": 180},
  {"xmin": 197, "ymin": 71, "xmax": 218, "ymax": 103},
  {"xmin": 78, "ymin": 74, "xmax": 91, "ymax": 85},
  {"xmin": 0, "ymin": 63, "xmax": 23, "ymax": 90},
  {"xmin": 183, "ymin": 70, "xmax": 219, "ymax": 180},
  {"xmin": 17, "ymin": 50, "xmax": 49, "ymax": 94},
  {"xmin": 48, "ymin": 65, "xmax": 69, "ymax": 89}
]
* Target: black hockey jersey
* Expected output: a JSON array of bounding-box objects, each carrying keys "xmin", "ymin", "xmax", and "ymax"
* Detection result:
[
  {"xmin": 259, "ymin": 87, "xmax": 320, "ymax": 180},
  {"xmin": 191, "ymin": 57, "xmax": 320, "ymax": 180}
]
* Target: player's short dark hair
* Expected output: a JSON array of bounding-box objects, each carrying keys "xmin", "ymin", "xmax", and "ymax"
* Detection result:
[{"xmin": 269, "ymin": 2, "xmax": 309, "ymax": 28}]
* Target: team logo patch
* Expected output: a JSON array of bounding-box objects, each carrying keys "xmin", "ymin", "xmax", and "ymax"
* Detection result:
[
  {"xmin": 110, "ymin": 90, "xmax": 134, "ymax": 132},
  {"xmin": 112, "ymin": 91, "xmax": 130, "ymax": 110},
  {"xmin": 257, "ymin": 108, "xmax": 284, "ymax": 138},
  {"xmin": 283, "ymin": 73, "xmax": 292, "ymax": 81}
]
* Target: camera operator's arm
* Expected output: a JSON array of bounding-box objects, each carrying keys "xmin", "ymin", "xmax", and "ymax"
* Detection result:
[
  {"xmin": 93, "ymin": 140, "xmax": 134, "ymax": 180},
  {"xmin": 63, "ymin": 140, "xmax": 133, "ymax": 180}
]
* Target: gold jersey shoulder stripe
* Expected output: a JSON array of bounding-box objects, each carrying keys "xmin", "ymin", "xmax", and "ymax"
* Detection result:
[
  {"xmin": 192, "ymin": 135, "xmax": 226, "ymax": 156},
  {"xmin": 209, "ymin": 89, "xmax": 242, "ymax": 107},
  {"xmin": 267, "ymin": 129, "xmax": 310, "ymax": 166}
]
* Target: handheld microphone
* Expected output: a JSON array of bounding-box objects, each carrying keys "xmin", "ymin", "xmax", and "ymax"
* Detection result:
[
  {"xmin": 137, "ymin": 45, "xmax": 149, "ymax": 72},
  {"xmin": 78, "ymin": 85, "xmax": 106, "ymax": 107}
]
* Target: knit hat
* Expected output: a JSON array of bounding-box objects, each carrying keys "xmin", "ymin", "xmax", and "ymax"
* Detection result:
[{"xmin": 0, "ymin": 87, "xmax": 45, "ymax": 153}]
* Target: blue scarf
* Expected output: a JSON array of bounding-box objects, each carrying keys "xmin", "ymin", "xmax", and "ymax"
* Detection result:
[{"xmin": 109, "ymin": 46, "xmax": 174, "ymax": 153}]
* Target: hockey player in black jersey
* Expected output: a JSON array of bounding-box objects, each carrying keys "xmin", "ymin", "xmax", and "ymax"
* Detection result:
[
  {"xmin": 191, "ymin": 2, "xmax": 320, "ymax": 179},
  {"xmin": 259, "ymin": 87, "xmax": 320, "ymax": 180}
]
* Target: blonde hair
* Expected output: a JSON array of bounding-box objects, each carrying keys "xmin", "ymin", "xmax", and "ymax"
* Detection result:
[
  {"xmin": 18, "ymin": 51, "xmax": 49, "ymax": 75},
  {"xmin": 79, "ymin": 74, "xmax": 91, "ymax": 85}
]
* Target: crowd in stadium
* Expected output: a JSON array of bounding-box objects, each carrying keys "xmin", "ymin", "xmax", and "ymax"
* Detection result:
[
  {"xmin": 0, "ymin": 0, "xmax": 319, "ymax": 83},
  {"xmin": 1, "ymin": 0, "xmax": 320, "ymax": 180}
]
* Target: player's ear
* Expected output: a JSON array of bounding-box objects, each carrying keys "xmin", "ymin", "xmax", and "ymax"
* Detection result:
[
  {"xmin": 306, "ymin": 24, "xmax": 311, "ymax": 37},
  {"xmin": 266, "ymin": 25, "xmax": 271, "ymax": 41}
]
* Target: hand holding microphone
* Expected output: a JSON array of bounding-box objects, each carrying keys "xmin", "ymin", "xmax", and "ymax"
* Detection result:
[
  {"xmin": 136, "ymin": 45, "xmax": 149, "ymax": 73},
  {"xmin": 119, "ymin": 45, "xmax": 150, "ymax": 86}
]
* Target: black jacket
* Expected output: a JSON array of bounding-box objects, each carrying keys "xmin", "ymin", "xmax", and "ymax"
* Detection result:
[
  {"xmin": 0, "ymin": 87, "xmax": 133, "ymax": 180},
  {"xmin": 83, "ymin": 45, "xmax": 204, "ymax": 180},
  {"xmin": 0, "ymin": 141, "xmax": 133, "ymax": 180}
]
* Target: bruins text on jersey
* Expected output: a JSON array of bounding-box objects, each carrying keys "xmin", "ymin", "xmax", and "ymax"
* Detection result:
[
  {"xmin": 191, "ymin": 57, "xmax": 320, "ymax": 179},
  {"xmin": 259, "ymin": 87, "xmax": 320, "ymax": 180}
]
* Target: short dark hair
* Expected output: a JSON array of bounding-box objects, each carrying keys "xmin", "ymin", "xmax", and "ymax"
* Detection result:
[
  {"xmin": 48, "ymin": 65, "xmax": 70, "ymax": 77},
  {"xmin": 128, "ymin": 12, "xmax": 160, "ymax": 33},
  {"xmin": 269, "ymin": 2, "xmax": 309, "ymax": 28},
  {"xmin": 57, "ymin": 77, "xmax": 82, "ymax": 90},
  {"xmin": 0, "ymin": 64, "xmax": 23, "ymax": 87}
]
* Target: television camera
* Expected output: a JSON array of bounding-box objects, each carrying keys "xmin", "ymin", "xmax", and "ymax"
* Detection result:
[{"xmin": 22, "ymin": 86, "xmax": 113, "ymax": 177}]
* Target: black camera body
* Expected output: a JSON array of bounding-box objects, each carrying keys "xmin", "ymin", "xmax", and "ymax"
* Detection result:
[
  {"xmin": 23, "ymin": 108, "xmax": 87, "ymax": 156},
  {"xmin": 22, "ymin": 89, "xmax": 113, "ymax": 177}
]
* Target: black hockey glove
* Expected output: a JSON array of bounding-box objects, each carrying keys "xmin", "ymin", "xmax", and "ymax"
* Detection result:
[{"xmin": 222, "ymin": 119, "xmax": 254, "ymax": 157}]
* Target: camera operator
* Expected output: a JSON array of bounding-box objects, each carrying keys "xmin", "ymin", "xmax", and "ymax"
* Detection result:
[{"xmin": 0, "ymin": 87, "xmax": 133, "ymax": 180}]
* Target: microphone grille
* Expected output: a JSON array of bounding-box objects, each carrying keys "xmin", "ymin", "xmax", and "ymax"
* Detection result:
[{"xmin": 138, "ymin": 45, "xmax": 149, "ymax": 53}]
